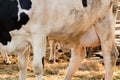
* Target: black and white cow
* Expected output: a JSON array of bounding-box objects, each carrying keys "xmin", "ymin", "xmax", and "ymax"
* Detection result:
[
  {"xmin": 0, "ymin": 0, "xmax": 31, "ymax": 45},
  {"xmin": 0, "ymin": 0, "xmax": 119, "ymax": 80}
]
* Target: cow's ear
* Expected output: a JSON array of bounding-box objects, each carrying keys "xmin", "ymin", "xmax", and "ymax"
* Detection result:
[{"xmin": 19, "ymin": 0, "xmax": 32, "ymax": 10}]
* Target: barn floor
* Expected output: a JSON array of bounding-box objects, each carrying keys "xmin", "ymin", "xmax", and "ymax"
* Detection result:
[{"xmin": 0, "ymin": 52, "xmax": 119, "ymax": 80}]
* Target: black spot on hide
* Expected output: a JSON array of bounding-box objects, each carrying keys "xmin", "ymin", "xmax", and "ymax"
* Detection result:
[
  {"xmin": 42, "ymin": 57, "xmax": 44, "ymax": 69},
  {"xmin": 19, "ymin": 0, "xmax": 32, "ymax": 10},
  {"xmin": 0, "ymin": 31, "xmax": 11, "ymax": 45},
  {"xmin": 16, "ymin": 12, "xmax": 29, "ymax": 30},
  {"xmin": 0, "ymin": 0, "xmax": 18, "ymax": 31},
  {"xmin": 0, "ymin": 0, "xmax": 18, "ymax": 45},
  {"xmin": 82, "ymin": 0, "xmax": 87, "ymax": 7}
]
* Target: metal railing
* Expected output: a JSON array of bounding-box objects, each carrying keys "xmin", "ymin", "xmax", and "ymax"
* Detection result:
[{"xmin": 115, "ymin": 2, "xmax": 120, "ymax": 46}]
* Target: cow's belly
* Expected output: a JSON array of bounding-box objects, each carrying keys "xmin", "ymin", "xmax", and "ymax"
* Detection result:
[
  {"xmin": 48, "ymin": 22, "xmax": 93, "ymax": 44},
  {"xmin": 48, "ymin": 13, "xmax": 92, "ymax": 43},
  {"xmin": 49, "ymin": 26, "xmax": 100, "ymax": 47}
]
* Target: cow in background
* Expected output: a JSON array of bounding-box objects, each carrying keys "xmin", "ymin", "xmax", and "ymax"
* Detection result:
[
  {"xmin": 48, "ymin": 40, "xmax": 70, "ymax": 63},
  {"xmin": 0, "ymin": 0, "xmax": 119, "ymax": 80},
  {"xmin": 48, "ymin": 40, "xmax": 60, "ymax": 63}
]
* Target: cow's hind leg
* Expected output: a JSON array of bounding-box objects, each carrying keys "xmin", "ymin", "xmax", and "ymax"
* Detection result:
[
  {"xmin": 18, "ymin": 46, "xmax": 30, "ymax": 80},
  {"xmin": 64, "ymin": 45, "xmax": 86, "ymax": 80},
  {"xmin": 98, "ymin": 35, "xmax": 118, "ymax": 80},
  {"xmin": 95, "ymin": 13, "xmax": 119, "ymax": 80}
]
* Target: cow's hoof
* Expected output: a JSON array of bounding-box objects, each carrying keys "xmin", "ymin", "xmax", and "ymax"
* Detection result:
[
  {"xmin": 48, "ymin": 60, "xmax": 54, "ymax": 64},
  {"xmin": 57, "ymin": 49, "xmax": 63, "ymax": 52},
  {"xmin": 4, "ymin": 60, "xmax": 11, "ymax": 65}
]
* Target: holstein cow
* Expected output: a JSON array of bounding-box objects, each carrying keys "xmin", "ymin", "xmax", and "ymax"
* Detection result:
[
  {"xmin": 0, "ymin": 0, "xmax": 31, "ymax": 45},
  {"xmin": 0, "ymin": 0, "xmax": 31, "ymax": 64},
  {"xmin": 0, "ymin": 0, "xmax": 119, "ymax": 80}
]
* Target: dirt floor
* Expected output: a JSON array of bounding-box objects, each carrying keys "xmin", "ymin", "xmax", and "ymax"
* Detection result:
[{"xmin": 0, "ymin": 51, "xmax": 119, "ymax": 80}]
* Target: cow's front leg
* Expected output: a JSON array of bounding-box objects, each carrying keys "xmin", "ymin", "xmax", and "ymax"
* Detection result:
[
  {"xmin": 64, "ymin": 45, "xmax": 86, "ymax": 80},
  {"xmin": 18, "ymin": 47, "xmax": 29, "ymax": 80},
  {"xmin": 31, "ymin": 33, "xmax": 46, "ymax": 80}
]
